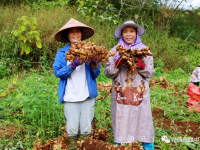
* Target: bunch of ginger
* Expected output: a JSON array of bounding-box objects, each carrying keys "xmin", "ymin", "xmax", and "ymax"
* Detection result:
[
  {"xmin": 116, "ymin": 44, "xmax": 153, "ymax": 74},
  {"xmin": 33, "ymin": 127, "xmax": 143, "ymax": 150},
  {"xmin": 65, "ymin": 41, "xmax": 116, "ymax": 64},
  {"xmin": 77, "ymin": 128, "xmax": 143, "ymax": 150}
]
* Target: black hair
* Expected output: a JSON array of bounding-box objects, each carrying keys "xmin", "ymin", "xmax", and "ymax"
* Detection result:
[{"xmin": 61, "ymin": 29, "xmax": 69, "ymax": 42}]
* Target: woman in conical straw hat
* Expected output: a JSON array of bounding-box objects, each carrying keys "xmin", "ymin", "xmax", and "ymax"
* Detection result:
[
  {"xmin": 104, "ymin": 20, "xmax": 155, "ymax": 150},
  {"xmin": 53, "ymin": 18, "xmax": 100, "ymax": 149}
]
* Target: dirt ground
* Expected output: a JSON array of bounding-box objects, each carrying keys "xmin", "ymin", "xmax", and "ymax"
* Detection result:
[
  {"xmin": 1, "ymin": 78, "xmax": 199, "ymax": 149},
  {"xmin": 31, "ymin": 128, "xmax": 143, "ymax": 150},
  {"xmin": 152, "ymin": 108, "xmax": 200, "ymax": 138},
  {"xmin": 0, "ymin": 126, "xmax": 19, "ymax": 138},
  {"xmin": 1, "ymin": 109, "xmax": 199, "ymax": 150},
  {"xmin": 1, "ymin": 108, "xmax": 199, "ymax": 150}
]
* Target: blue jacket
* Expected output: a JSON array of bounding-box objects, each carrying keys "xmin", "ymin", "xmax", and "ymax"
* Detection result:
[{"xmin": 53, "ymin": 43, "xmax": 100, "ymax": 104}]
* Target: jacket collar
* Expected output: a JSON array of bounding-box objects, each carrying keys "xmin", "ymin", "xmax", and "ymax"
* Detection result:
[{"xmin": 60, "ymin": 43, "xmax": 71, "ymax": 52}]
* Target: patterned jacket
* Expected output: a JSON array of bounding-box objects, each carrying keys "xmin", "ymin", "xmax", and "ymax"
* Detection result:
[{"xmin": 190, "ymin": 67, "xmax": 200, "ymax": 83}]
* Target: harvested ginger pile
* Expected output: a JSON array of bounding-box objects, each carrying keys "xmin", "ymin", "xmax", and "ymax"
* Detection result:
[{"xmin": 33, "ymin": 128, "xmax": 143, "ymax": 150}]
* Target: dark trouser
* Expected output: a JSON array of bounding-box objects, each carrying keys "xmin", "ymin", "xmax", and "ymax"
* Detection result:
[{"xmin": 192, "ymin": 82, "xmax": 199, "ymax": 86}]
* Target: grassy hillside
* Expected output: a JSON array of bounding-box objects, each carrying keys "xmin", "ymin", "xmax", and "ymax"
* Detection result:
[{"xmin": 0, "ymin": 4, "xmax": 200, "ymax": 79}]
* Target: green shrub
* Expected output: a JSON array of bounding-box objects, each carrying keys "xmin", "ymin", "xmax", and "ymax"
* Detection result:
[
  {"xmin": 11, "ymin": 15, "xmax": 42, "ymax": 55},
  {"xmin": 0, "ymin": 59, "xmax": 10, "ymax": 79}
]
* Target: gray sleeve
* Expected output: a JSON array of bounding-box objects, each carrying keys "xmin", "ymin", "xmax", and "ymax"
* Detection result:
[
  {"xmin": 138, "ymin": 55, "xmax": 154, "ymax": 78},
  {"xmin": 104, "ymin": 56, "xmax": 120, "ymax": 79}
]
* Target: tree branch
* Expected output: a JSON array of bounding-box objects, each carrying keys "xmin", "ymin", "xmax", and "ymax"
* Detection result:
[{"xmin": 118, "ymin": 0, "xmax": 124, "ymax": 20}]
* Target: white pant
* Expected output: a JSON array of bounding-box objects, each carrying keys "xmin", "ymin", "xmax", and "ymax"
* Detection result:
[{"xmin": 63, "ymin": 98, "xmax": 95, "ymax": 136}]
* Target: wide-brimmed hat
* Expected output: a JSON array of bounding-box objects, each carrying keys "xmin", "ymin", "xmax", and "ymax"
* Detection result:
[
  {"xmin": 55, "ymin": 18, "xmax": 94, "ymax": 42},
  {"xmin": 114, "ymin": 20, "xmax": 145, "ymax": 39}
]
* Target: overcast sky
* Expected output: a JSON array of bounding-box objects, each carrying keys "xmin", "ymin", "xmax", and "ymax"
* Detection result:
[{"xmin": 180, "ymin": 0, "xmax": 200, "ymax": 9}]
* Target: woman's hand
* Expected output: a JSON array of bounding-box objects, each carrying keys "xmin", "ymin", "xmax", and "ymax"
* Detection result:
[
  {"xmin": 90, "ymin": 59, "xmax": 100, "ymax": 68},
  {"xmin": 115, "ymin": 57, "xmax": 124, "ymax": 67},
  {"xmin": 71, "ymin": 58, "xmax": 80, "ymax": 69},
  {"xmin": 137, "ymin": 58, "xmax": 145, "ymax": 70}
]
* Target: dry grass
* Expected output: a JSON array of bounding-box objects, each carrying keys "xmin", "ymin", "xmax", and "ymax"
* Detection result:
[
  {"xmin": 0, "ymin": 4, "xmax": 198, "ymax": 72},
  {"xmin": 0, "ymin": 5, "xmax": 116, "ymax": 50}
]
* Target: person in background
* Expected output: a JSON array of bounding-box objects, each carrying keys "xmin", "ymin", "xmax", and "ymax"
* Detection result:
[
  {"xmin": 190, "ymin": 65, "xmax": 200, "ymax": 86},
  {"xmin": 104, "ymin": 20, "xmax": 155, "ymax": 150},
  {"xmin": 53, "ymin": 18, "xmax": 100, "ymax": 150}
]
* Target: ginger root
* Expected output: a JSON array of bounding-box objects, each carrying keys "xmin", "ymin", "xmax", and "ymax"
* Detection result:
[
  {"xmin": 116, "ymin": 44, "xmax": 153, "ymax": 75},
  {"xmin": 65, "ymin": 41, "xmax": 116, "ymax": 65}
]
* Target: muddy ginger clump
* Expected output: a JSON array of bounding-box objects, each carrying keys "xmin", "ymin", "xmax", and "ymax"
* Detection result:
[
  {"xmin": 65, "ymin": 41, "xmax": 116, "ymax": 65},
  {"xmin": 116, "ymin": 44, "xmax": 152, "ymax": 75}
]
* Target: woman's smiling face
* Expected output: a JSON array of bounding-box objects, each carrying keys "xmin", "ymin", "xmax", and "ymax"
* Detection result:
[
  {"xmin": 67, "ymin": 27, "xmax": 82, "ymax": 45},
  {"xmin": 122, "ymin": 26, "xmax": 137, "ymax": 45}
]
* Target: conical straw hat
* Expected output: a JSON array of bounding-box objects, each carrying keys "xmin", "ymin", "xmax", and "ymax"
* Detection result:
[{"xmin": 55, "ymin": 18, "xmax": 94, "ymax": 42}]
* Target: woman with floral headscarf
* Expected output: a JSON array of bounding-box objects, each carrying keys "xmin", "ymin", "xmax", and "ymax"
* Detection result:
[
  {"xmin": 53, "ymin": 18, "xmax": 100, "ymax": 150},
  {"xmin": 104, "ymin": 21, "xmax": 155, "ymax": 150}
]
